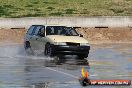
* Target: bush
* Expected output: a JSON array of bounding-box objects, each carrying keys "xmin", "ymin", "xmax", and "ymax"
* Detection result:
[
  {"xmin": 65, "ymin": 9, "xmax": 76, "ymax": 14},
  {"xmin": 49, "ymin": 12, "xmax": 63, "ymax": 16},
  {"xmin": 46, "ymin": 7, "xmax": 55, "ymax": 11}
]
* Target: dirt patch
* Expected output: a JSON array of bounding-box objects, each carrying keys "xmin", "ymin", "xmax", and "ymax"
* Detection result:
[
  {"xmin": 0, "ymin": 27, "xmax": 132, "ymax": 44},
  {"xmin": 76, "ymin": 27, "xmax": 132, "ymax": 44},
  {"xmin": 0, "ymin": 28, "xmax": 26, "ymax": 44}
]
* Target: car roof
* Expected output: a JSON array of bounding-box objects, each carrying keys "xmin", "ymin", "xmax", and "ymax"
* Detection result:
[
  {"xmin": 32, "ymin": 25, "xmax": 44, "ymax": 26},
  {"xmin": 31, "ymin": 25, "xmax": 72, "ymax": 27}
]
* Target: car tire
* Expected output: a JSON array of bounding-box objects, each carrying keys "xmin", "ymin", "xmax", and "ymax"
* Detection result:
[
  {"xmin": 78, "ymin": 54, "xmax": 88, "ymax": 59},
  {"xmin": 44, "ymin": 43, "xmax": 53, "ymax": 57},
  {"xmin": 24, "ymin": 41, "xmax": 34, "ymax": 55},
  {"xmin": 53, "ymin": 55, "xmax": 64, "ymax": 65}
]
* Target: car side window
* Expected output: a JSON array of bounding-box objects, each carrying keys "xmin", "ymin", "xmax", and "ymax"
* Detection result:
[
  {"xmin": 27, "ymin": 26, "xmax": 35, "ymax": 35},
  {"xmin": 34, "ymin": 26, "xmax": 42, "ymax": 35},
  {"xmin": 37, "ymin": 26, "xmax": 45, "ymax": 37},
  {"xmin": 31, "ymin": 26, "xmax": 38, "ymax": 35}
]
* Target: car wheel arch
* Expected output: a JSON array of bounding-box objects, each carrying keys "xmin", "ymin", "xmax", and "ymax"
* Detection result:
[
  {"xmin": 46, "ymin": 42, "xmax": 50, "ymax": 45},
  {"xmin": 24, "ymin": 41, "xmax": 31, "ymax": 48}
]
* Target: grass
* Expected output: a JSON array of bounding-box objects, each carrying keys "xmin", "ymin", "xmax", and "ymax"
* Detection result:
[{"xmin": 0, "ymin": 0, "xmax": 132, "ymax": 17}]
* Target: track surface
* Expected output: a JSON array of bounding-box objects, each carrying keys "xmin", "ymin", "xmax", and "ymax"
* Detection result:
[{"xmin": 0, "ymin": 43, "xmax": 132, "ymax": 88}]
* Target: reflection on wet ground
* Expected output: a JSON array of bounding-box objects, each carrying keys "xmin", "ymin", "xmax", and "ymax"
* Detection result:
[{"xmin": 0, "ymin": 44, "xmax": 132, "ymax": 88}]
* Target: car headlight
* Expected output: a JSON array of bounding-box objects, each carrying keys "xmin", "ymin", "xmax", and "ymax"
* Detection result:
[
  {"xmin": 80, "ymin": 43, "xmax": 90, "ymax": 46},
  {"xmin": 54, "ymin": 42, "xmax": 67, "ymax": 45}
]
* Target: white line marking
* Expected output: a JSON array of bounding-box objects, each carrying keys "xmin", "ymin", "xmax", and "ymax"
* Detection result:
[{"xmin": 46, "ymin": 67, "xmax": 78, "ymax": 79}]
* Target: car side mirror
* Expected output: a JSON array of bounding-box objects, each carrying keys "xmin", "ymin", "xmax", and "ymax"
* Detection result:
[{"xmin": 79, "ymin": 34, "xmax": 83, "ymax": 37}]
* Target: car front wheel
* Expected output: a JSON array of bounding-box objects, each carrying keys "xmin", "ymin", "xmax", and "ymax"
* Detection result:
[
  {"xmin": 78, "ymin": 54, "xmax": 88, "ymax": 59},
  {"xmin": 44, "ymin": 43, "xmax": 53, "ymax": 57}
]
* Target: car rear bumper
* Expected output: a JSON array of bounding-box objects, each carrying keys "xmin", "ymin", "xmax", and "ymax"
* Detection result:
[{"xmin": 51, "ymin": 45, "xmax": 90, "ymax": 57}]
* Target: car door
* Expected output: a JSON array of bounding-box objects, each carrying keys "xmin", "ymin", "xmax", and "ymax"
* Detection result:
[
  {"xmin": 29, "ymin": 26, "xmax": 39, "ymax": 50},
  {"xmin": 25, "ymin": 25, "xmax": 35, "ymax": 41},
  {"xmin": 33, "ymin": 26, "xmax": 46, "ymax": 52},
  {"xmin": 25, "ymin": 25, "xmax": 37, "ymax": 48}
]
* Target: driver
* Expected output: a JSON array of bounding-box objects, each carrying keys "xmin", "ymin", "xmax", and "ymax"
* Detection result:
[
  {"xmin": 46, "ymin": 27, "xmax": 54, "ymax": 35},
  {"xmin": 60, "ymin": 28, "xmax": 70, "ymax": 36}
]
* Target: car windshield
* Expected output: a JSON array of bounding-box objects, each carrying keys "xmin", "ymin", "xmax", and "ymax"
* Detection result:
[{"xmin": 46, "ymin": 26, "xmax": 79, "ymax": 36}]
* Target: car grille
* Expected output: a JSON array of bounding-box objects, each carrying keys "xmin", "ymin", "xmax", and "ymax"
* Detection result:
[{"xmin": 66, "ymin": 42, "xmax": 80, "ymax": 46}]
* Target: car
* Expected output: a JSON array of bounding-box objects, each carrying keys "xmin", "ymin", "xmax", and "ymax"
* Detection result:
[{"xmin": 24, "ymin": 25, "xmax": 90, "ymax": 59}]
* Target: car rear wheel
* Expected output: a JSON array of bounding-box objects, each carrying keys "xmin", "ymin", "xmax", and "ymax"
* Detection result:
[{"xmin": 24, "ymin": 41, "xmax": 34, "ymax": 55}]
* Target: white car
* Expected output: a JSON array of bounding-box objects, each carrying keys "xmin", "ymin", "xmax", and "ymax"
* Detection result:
[{"xmin": 24, "ymin": 25, "xmax": 90, "ymax": 59}]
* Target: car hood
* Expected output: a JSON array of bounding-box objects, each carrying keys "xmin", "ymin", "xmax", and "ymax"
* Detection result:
[{"xmin": 46, "ymin": 35, "xmax": 88, "ymax": 43}]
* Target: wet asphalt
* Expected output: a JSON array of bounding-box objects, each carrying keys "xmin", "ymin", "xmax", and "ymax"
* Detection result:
[{"xmin": 0, "ymin": 43, "xmax": 132, "ymax": 88}]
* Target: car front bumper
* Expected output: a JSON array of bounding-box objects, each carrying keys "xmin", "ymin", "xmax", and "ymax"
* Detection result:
[{"xmin": 51, "ymin": 45, "xmax": 90, "ymax": 57}]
